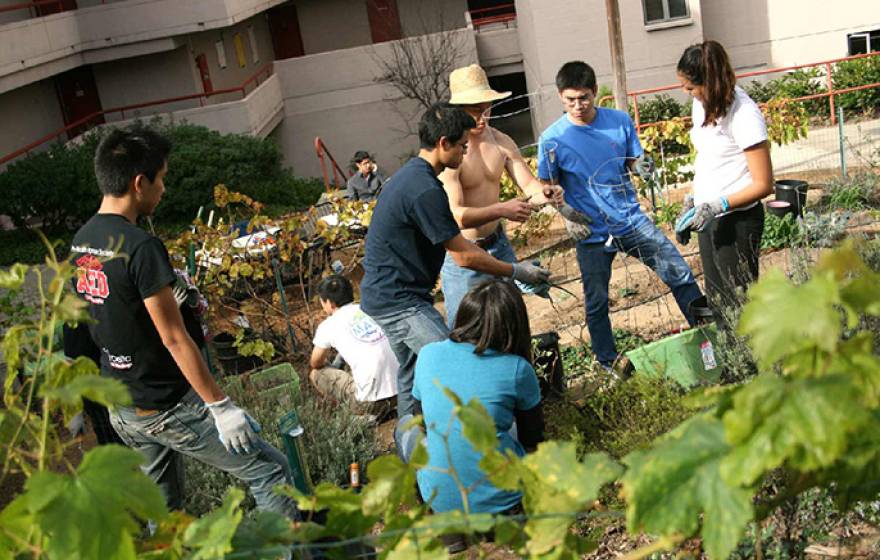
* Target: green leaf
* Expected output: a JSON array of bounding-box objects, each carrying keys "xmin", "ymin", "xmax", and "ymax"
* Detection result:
[
  {"xmin": 20, "ymin": 445, "xmax": 167, "ymax": 560},
  {"xmin": 229, "ymin": 510, "xmax": 294, "ymax": 559},
  {"xmin": 738, "ymin": 270, "xmax": 841, "ymax": 369},
  {"xmin": 721, "ymin": 374, "xmax": 869, "ymax": 486},
  {"xmin": 183, "ymin": 487, "xmax": 244, "ymax": 559},
  {"xmin": 385, "ymin": 532, "xmax": 448, "ymax": 560},
  {"xmin": 519, "ymin": 443, "xmax": 621, "ymax": 556},
  {"xmin": 2, "ymin": 325, "xmax": 27, "ymax": 380},
  {"xmin": 41, "ymin": 371, "xmax": 131, "ymax": 410},
  {"xmin": 456, "ymin": 398, "xmax": 497, "ymax": 455},
  {"xmin": 53, "ymin": 293, "xmax": 88, "ymax": 323},
  {"xmin": 523, "ymin": 444, "xmax": 621, "ymax": 505},
  {"xmin": 362, "ymin": 455, "xmax": 418, "ymax": 517},
  {"xmin": 622, "ymin": 414, "xmax": 753, "ymax": 560},
  {"xmin": 479, "ymin": 449, "xmax": 522, "ymax": 491},
  {"xmin": 0, "ymin": 263, "xmax": 28, "ymax": 289}
]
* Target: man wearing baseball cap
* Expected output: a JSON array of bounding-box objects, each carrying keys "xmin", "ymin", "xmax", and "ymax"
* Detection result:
[{"xmin": 438, "ymin": 64, "xmax": 590, "ymax": 326}]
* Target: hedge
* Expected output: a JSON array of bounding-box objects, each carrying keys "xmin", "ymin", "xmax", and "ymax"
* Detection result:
[{"xmin": 0, "ymin": 122, "xmax": 324, "ymax": 235}]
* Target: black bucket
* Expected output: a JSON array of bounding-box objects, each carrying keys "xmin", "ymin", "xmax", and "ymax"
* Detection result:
[
  {"xmin": 532, "ymin": 331, "xmax": 564, "ymax": 399},
  {"xmin": 766, "ymin": 200, "xmax": 794, "ymax": 219},
  {"xmin": 212, "ymin": 332, "xmax": 264, "ymax": 375},
  {"xmin": 775, "ymin": 180, "xmax": 808, "ymax": 217},
  {"xmin": 688, "ymin": 295, "xmax": 714, "ymax": 326}
]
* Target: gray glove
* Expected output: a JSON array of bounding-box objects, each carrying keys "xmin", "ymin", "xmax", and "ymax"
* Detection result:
[
  {"xmin": 559, "ymin": 204, "xmax": 593, "ymax": 241},
  {"xmin": 510, "ymin": 261, "xmax": 550, "ymax": 286},
  {"xmin": 690, "ymin": 198, "xmax": 729, "ymax": 232},
  {"xmin": 206, "ymin": 397, "xmax": 261, "ymax": 454},
  {"xmin": 675, "ymin": 195, "xmax": 695, "ymax": 245},
  {"xmin": 633, "ymin": 155, "xmax": 655, "ymax": 181}
]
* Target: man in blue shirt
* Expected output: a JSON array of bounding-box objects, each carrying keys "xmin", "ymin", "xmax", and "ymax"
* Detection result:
[
  {"xmin": 537, "ymin": 61, "xmax": 703, "ymax": 369},
  {"xmin": 361, "ymin": 103, "xmax": 549, "ymax": 449}
]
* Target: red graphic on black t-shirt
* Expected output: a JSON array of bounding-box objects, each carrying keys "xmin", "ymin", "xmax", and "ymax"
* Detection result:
[{"xmin": 75, "ymin": 254, "xmax": 109, "ymax": 304}]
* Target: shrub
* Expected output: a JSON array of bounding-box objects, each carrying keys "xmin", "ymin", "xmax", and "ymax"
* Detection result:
[
  {"xmin": 574, "ymin": 375, "xmax": 693, "ymax": 459},
  {"xmin": 159, "ymin": 124, "xmax": 323, "ymax": 224},
  {"xmin": 824, "ymin": 172, "xmax": 879, "ymax": 211},
  {"xmin": 184, "ymin": 380, "xmax": 381, "ymax": 516},
  {"xmin": 0, "ymin": 137, "xmax": 102, "ymax": 233},
  {"xmin": 744, "ymin": 69, "xmax": 826, "ymax": 116},
  {"xmin": 0, "ymin": 229, "xmax": 72, "ymax": 266},
  {"xmin": 833, "ymin": 55, "xmax": 880, "ymax": 117},
  {"xmin": 631, "ymin": 93, "xmax": 687, "ymax": 125},
  {"xmin": 0, "ymin": 122, "xmax": 324, "ymax": 234}
]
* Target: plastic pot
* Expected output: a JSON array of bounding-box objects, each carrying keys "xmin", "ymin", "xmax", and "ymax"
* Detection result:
[
  {"xmin": 212, "ymin": 332, "xmax": 264, "ymax": 375},
  {"xmin": 775, "ymin": 180, "xmax": 808, "ymax": 217},
  {"xmin": 766, "ymin": 200, "xmax": 794, "ymax": 219}
]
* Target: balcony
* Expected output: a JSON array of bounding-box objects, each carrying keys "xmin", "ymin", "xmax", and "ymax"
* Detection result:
[
  {"xmin": 0, "ymin": 64, "xmax": 281, "ymax": 168},
  {"xmin": 0, "ymin": 0, "xmax": 286, "ymax": 93}
]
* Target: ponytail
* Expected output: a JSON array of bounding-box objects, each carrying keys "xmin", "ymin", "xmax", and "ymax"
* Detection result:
[{"xmin": 677, "ymin": 40, "xmax": 736, "ymax": 126}]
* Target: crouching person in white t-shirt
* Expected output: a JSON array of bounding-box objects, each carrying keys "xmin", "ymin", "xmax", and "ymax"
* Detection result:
[{"xmin": 310, "ymin": 274, "xmax": 399, "ymax": 421}]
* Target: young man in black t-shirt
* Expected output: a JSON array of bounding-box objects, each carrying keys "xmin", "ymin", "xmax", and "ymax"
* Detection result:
[{"xmin": 69, "ymin": 126, "xmax": 297, "ymax": 516}]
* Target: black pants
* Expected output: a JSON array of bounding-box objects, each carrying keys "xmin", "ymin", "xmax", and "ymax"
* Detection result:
[{"xmin": 697, "ymin": 203, "xmax": 764, "ymax": 321}]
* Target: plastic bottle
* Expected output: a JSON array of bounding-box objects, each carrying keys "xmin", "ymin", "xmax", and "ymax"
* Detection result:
[{"xmin": 350, "ymin": 462, "xmax": 360, "ymax": 491}]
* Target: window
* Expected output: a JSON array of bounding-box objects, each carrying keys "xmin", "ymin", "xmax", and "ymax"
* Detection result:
[
  {"xmin": 848, "ymin": 29, "xmax": 880, "ymax": 55},
  {"xmin": 643, "ymin": 0, "xmax": 689, "ymax": 24}
]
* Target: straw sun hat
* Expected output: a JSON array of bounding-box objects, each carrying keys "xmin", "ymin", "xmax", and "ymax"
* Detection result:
[{"xmin": 448, "ymin": 64, "xmax": 511, "ymax": 105}]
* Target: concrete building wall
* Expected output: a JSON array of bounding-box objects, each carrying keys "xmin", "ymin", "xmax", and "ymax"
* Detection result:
[
  {"xmin": 272, "ymin": 27, "xmax": 478, "ymax": 179},
  {"xmin": 295, "ymin": 0, "xmax": 466, "ymax": 56},
  {"xmin": 0, "ymin": 0, "xmax": 34, "ymax": 26},
  {"xmin": 515, "ymin": 0, "xmax": 704, "ymax": 141},
  {"xmin": 0, "ymin": 79, "xmax": 65, "ymax": 159},
  {"xmin": 475, "ymin": 27, "xmax": 522, "ymax": 73},
  {"xmin": 701, "ymin": 0, "xmax": 880, "ymax": 71},
  {"xmin": 297, "ymin": 0, "xmax": 372, "ymax": 54},
  {"xmin": 186, "ymin": 12, "xmax": 277, "ymax": 103},
  {"xmin": 106, "ymin": 72, "xmax": 284, "ymax": 138},
  {"xmin": 0, "ymin": 0, "xmax": 286, "ymax": 93},
  {"xmin": 92, "ymin": 46, "xmax": 200, "ymax": 117},
  {"xmin": 398, "ymin": 0, "xmax": 467, "ymax": 36}
]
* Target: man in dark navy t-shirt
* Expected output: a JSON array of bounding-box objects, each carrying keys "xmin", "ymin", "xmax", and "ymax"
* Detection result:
[
  {"xmin": 68, "ymin": 125, "xmax": 297, "ymax": 516},
  {"xmin": 360, "ymin": 104, "xmax": 550, "ymax": 449}
]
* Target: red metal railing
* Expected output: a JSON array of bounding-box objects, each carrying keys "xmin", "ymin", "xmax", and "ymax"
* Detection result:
[
  {"xmin": 627, "ymin": 51, "xmax": 880, "ymax": 130},
  {"xmin": 0, "ymin": 63, "xmax": 274, "ymax": 167},
  {"xmin": 467, "ymin": 3, "xmax": 516, "ymax": 30},
  {"xmin": 314, "ymin": 137, "xmax": 350, "ymax": 191}
]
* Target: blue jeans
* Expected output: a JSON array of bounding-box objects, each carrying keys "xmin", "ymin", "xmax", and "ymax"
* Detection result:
[
  {"xmin": 110, "ymin": 389, "xmax": 298, "ymax": 517},
  {"xmin": 369, "ymin": 302, "xmax": 449, "ymax": 452},
  {"xmin": 440, "ymin": 229, "xmax": 517, "ymax": 328},
  {"xmin": 575, "ymin": 219, "xmax": 702, "ymax": 366}
]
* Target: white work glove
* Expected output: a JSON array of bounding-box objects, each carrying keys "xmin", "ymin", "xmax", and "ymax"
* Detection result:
[
  {"xmin": 690, "ymin": 197, "xmax": 729, "ymax": 232},
  {"xmin": 558, "ymin": 204, "xmax": 593, "ymax": 241},
  {"xmin": 510, "ymin": 261, "xmax": 550, "ymax": 286},
  {"xmin": 206, "ymin": 397, "xmax": 261, "ymax": 454}
]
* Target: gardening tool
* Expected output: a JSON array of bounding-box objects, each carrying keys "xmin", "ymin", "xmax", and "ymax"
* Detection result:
[{"xmin": 279, "ymin": 409, "xmax": 313, "ymax": 494}]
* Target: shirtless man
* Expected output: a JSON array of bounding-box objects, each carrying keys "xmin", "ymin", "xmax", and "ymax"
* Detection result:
[{"xmin": 439, "ymin": 64, "xmax": 585, "ymax": 327}]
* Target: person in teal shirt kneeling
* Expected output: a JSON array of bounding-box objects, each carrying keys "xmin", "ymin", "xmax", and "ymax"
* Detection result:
[{"xmin": 413, "ymin": 279, "xmax": 544, "ymax": 517}]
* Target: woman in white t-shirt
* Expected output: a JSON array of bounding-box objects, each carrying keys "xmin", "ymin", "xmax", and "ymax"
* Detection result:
[{"xmin": 676, "ymin": 40, "xmax": 773, "ymax": 316}]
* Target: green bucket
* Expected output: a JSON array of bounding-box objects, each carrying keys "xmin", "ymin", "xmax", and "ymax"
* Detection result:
[
  {"xmin": 248, "ymin": 362, "xmax": 301, "ymax": 406},
  {"xmin": 625, "ymin": 325, "xmax": 721, "ymax": 389}
]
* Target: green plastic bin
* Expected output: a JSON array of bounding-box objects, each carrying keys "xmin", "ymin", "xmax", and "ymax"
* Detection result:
[{"xmin": 625, "ymin": 325, "xmax": 721, "ymax": 389}]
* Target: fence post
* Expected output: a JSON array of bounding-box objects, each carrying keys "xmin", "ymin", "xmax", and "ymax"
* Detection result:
[
  {"xmin": 837, "ymin": 105, "xmax": 847, "ymax": 178},
  {"xmin": 826, "ymin": 62, "xmax": 836, "ymax": 125}
]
